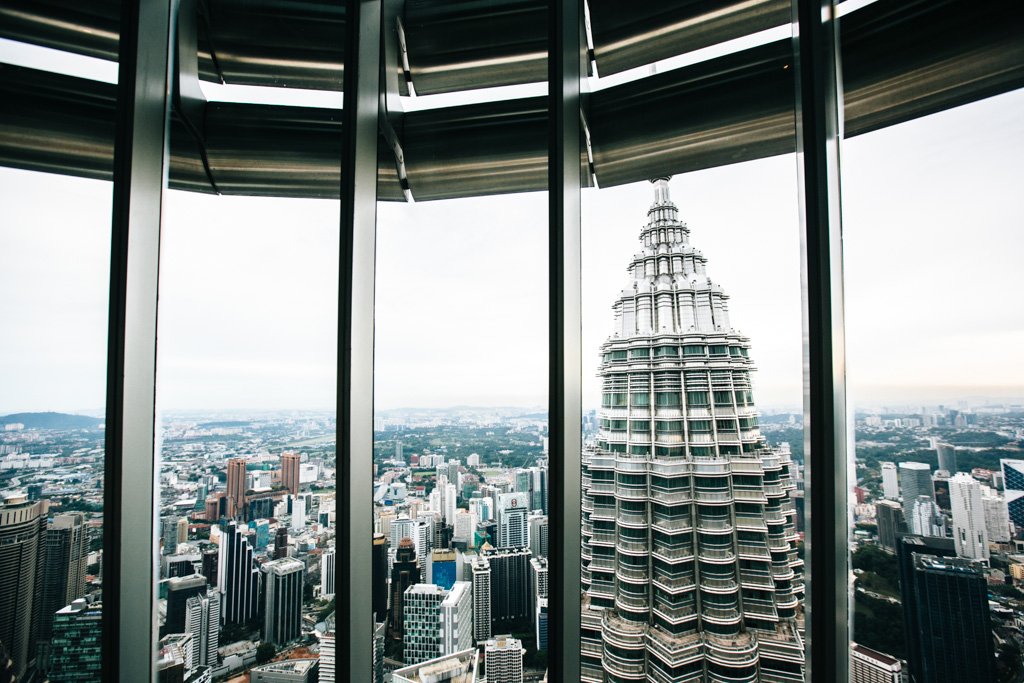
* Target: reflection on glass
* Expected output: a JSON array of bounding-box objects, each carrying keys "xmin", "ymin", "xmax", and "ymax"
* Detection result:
[{"xmin": 844, "ymin": 89, "xmax": 1024, "ymax": 683}]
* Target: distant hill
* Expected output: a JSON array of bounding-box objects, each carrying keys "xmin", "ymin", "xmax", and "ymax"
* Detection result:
[{"xmin": 0, "ymin": 412, "xmax": 103, "ymax": 430}]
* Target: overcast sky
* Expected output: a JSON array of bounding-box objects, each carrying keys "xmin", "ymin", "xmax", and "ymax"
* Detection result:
[{"xmin": 1, "ymin": 81, "xmax": 1021, "ymax": 414}]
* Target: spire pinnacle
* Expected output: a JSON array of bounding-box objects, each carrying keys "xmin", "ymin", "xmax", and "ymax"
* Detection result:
[{"xmin": 650, "ymin": 176, "xmax": 673, "ymax": 209}]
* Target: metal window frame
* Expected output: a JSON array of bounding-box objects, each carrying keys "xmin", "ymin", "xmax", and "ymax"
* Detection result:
[{"xmin": 98, "ymin": 0, "xmax": 850, "ymax": 679}]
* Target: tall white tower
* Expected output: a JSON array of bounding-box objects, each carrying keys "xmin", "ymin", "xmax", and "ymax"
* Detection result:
[
  {"xmin": 579, "ymin": 179, "xmax": 804, "ymax": 682},
  {"xmin": 880, "ymin": 462, "xmax": 900, "ymax": 500},
  {"xmin": 950, "ymin": 472, "xmax": 989, "ymax": 560}
]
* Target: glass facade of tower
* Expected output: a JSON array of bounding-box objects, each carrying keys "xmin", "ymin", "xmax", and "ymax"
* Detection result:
[{"xmin": 580, "ymin": 180, "xmax": 803, "ymax": 682}]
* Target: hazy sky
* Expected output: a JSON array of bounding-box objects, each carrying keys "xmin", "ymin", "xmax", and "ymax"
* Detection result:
[{"xmin": 1, "ymin": 81, "xmax": 1021, "ymax": 414}]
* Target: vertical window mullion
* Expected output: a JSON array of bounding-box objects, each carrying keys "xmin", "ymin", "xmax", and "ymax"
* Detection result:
[
  {"xmin": 548, "ymin": 1, "xmax": 583, "ymax": 681},
  {"xmin": 338, "ymin": 0, "xmax": 381, "ymax": 680},
  {"xmin": 794, "ymin": 1, "xmax": 849, "ymax": 682},
  {"xmin": 105, "ymin": 0, "xmax": 175, "ymax": 681}
]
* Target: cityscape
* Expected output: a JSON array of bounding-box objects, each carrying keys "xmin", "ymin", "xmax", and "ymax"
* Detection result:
[{"xmin": 1, "ymin": 182, "xmax": 1022, "ymax": 683}]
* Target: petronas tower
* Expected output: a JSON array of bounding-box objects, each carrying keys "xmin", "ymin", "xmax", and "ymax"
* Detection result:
[{"xmin": 580, "ymin": 179, "xmax": 805, "ymax": 682}]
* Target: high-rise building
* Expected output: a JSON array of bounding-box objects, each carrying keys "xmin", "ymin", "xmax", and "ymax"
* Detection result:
[
  {"xmin": 48, "ymin": 599, "xmax": 102, "ymax": 682},
  {"xmin": 218, "ymin": 522, "xmax": 259, "ymax": 625},
  {"xmin": 528, "ymin": 514, "xmax": 548, "ymax": 559},
  {"xmin": 529, "ymin": 557, "xmax": 548, "ymax": 623},
  {"xmin": 851, "ymin": 643, "xmax": 901, "ymax": 683},
  {"xmin": 402, "ymin": 584, "xmax": 446, "ymax": 666},
  {"xmin": 496, "ymin": 493, "xmax": 528, "ymax": 548},
  {"xmin": 483, "ymin": 547, "xmax": 531, "ymax": 626},
  {"xmin": 899, "ymin": 462, "xmax": 933, "ymax": 526},
  {"xmin": 880, "ymin": 462, "xmax": 900, "ymax": 500},
  {"xmin": 0, "ymin": 493, "xmax": 48, "ymax": 677},
  {"xmin": 158, "ymin": 633, "xmax": 195, "ymax": 676},
  {"xmin": 185, "ymin": 589, "xmax": 220, "ymax": 667},
  {"xmin": 389, "ymin": 538, "xmax": 420, "ymax": 640},
  {"xmin": 578, "ymin": 179, "xmax": 804, "ymax": 682},
  {"xmin": 226, "ymin": 458, "xmax": 248, "ymax": 520},
  {"xmin": 40, "ymin": 513, "xmax": 89, "ymax": 643},
  {"xmin": 373, "ymin": 621, "xmax": 386, "ymax": 683},
  {"xmin": 904, "ymin": 554, "xmax": 994, "ymax": 683},
  {"xmin": 320, "ymin": 613, "xmax": 335, "ymax": 683},
  {"xmin": 470, "ymin": 555, "xmax": 492, "ymax": 642},
  {"xmin": 395, "ymin": 442, "xmax": 404, "ymax": 463},
  {"xmin": 936, "ymin": 442, "xmax": 957, "ymax": 473},
  {"xmin": 281, "ymin": 451, "xmax": 301, "ymax": 497},
  {"xmin": 321, "ymin": 549, "xmax": 335, "ymax": 599},
  {"xmin": 453, "ymin": 510, "xmax": 477, "ymax": 545},
  {"xmin": 483, "ymin": 635, "xmax": 524, "ymax": 683},
  {"xmin": 441, "ymin": 582, "xmax": 473, "ymax": 657},
  {"xmin": 931, "ymin": 470, "xmax": 951, "ymax": 512},
  {"xmin": 372, "ymin": 533, "xmax": 388, "ymax": 622},
  {"xmin": 290, "ymin": 495, "xmax": 306, "ymax": 533},
  {"xmin": 274, "ymin": 526, "xmax": 289, "ymax": 559},
  {"xmin": 1000, "ymin": 459, "xmax": 1024, "ymax": 528},
  {"xmin": 261, "ymin": 558, "xmax": 305, "ymax": 645},
  {"xmin": 431, "ymin": 549, "xmax": 458, "ymax": 590},
  {"xmin": 981, "ymin": 485, "xmax": 1010, "ymax": 544},
  {"xmin": 177, "ymin": 518, "xmax": 189, "ymax": 545},
  {"xmin": 162, "ymin": 516, "xmax": 180, "ymax": 556},
  {"xmin": 909, "ymin": 496, "xmax": 944, "ymax": 537},
  {"xmin": 949, "ymin": 472, "xmax": 989, "ymax": 560},
  {"xmin": 535, "ymin": 597, "xmax": 548, "ymax": 651},
  {"xmin": 875, "ymin": 500, "xmax": 906, "ymax": 551},
  {"xmin": 165, "ymin": 574, "xmax": 208, "ymax": 635},
  {"xmin": 201, "ymin": 547, "xmax": 219, "ymax": 587}
]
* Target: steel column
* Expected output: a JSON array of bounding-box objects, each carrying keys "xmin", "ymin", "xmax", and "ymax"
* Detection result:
[
  {"xmin": 794, "ymin": 1, "xmax": 849, "ymax": 682},
  {"xmin": 548, "ymin": 1, "xmax": 583, "ymax": 681},
  {"xmin": 337, "ymin": 0, "xmax": 381, "ymax": 680},
  {"xmin": 103, "ymin": 0, "xmax": 174, "ymax": 681}
]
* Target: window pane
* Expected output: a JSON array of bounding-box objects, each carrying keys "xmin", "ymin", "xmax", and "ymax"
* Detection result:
[{"xmin": 842, "ymin": 12, "xmax": 1024, "ymax": 679}]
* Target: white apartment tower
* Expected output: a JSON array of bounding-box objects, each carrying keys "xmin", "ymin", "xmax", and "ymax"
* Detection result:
[
  {"xmin": 404, "ymin": 582, "xmax": 471, "ymax": 666},
  {"xmin": 496, "ymin": 493, "xmax": 529, "ymax": 548},
  {"xmin": 440, "ymin": 581, "xmax": 473, "ymax": 656},
  {"xmin": 982, "ymin": 485, "xmax": 1011, "ymax": 544},
  {"xmin": 579, "ymin": 179, "xmax": 805, "ymax": 682},
  {"xmin": 880, "ymin": 462, "xmax": 899, "ymax": 500},
  {"xmin": 484, "ymin": 635, "xmax": 525, "ymax": 683},
  {"xmin": 950, "ymin": 472, "xmax": 989, "ymax": 560},
  {"xmin": 185, "ymin": 589, "xmax": 221, "ymax": 667}
]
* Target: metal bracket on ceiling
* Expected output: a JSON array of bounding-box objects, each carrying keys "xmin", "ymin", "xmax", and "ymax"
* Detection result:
[{"xmin": 175, "ymin": 0, "xmax": 220, "ymax": 194}]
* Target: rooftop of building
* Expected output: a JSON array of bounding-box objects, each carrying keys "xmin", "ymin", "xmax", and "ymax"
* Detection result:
[
  {"xmin": 393, "ymin": 648, "xmax": 479, "ymax": 683},
  {"xmin": 851, "ymin": 643, "xmax": 901, "ymax": 667},
  {"xmin": 250, "ymin": 658, "xmax": 319, "ymax": 674}
]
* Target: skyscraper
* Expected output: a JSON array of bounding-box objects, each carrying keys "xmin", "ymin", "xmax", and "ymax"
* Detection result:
[
  {"xmin": 320, "ymin": 613, "xmax": 335, "ymax": 683},
  {"xmin": 261, "ymin": 558, "xmax": 304, "ymax": 645},
  {"xmin": 441, "ymin": 583, "xmax": 473, "ymax": 657},
  {"xmin": 981, "ymin": 485, "xmax": 1010, "ymax": 544},
  {"xmin": 402, "ymin": 584, "xmax": 446, "ymax": 665},
  {"xmin": 274, "ymin": 526, "xmax": 289, "ymax": 559},
  {"xmin": 39, "ymin": 513, "xmax": 89, "ymax": 643},
  {"xmin": 1000, "ymin": 458, "xmax": 1024, "ymax": 528},
  {"xmin": 372, "ymin": 533, "xmax": 388, "ymax": 622},
  {"xmin": 389, "ymin": 538, "xmax": 420, "ymax": 640},
  {"xmin": 483, "ymin": 635, "xmax": 524, "ymax": 683},
  {"xmin": 281, "ymin": 451, "xmax": 301, "ymax": 496},
  {"xmin": 579, "ymin": 179, "xmax": 804, "ymax": 681},
  {"xmin": 165, "ymin": 574, "xmax": 208, "ymax": 635},
  {"xmin": 949, "ymin": 472, "xmax": 988, "ymax": 560},
  {"xmin": 851, "ymin": 643, "xmax": 901, "ymax": 683},
  {"xmin": 470, "ymin": 555, "xmax": 492, "ymax": 642},
  {"xmin": 430, "ymin": 549, "xmax": 457, "ymax": 590},
  {"xmin": 875, "ymin": 499, "xmax": 906, "ymax": 551},
  {"xmin": 483, "ymin": 547, "xmax": 531, "ymax": 626},
  {"xmin": 47, "ymin": 599, "xmax": 102, "ymax": 683},
  {"xmin": 899, "ymin": 462, "xmax": 933, "ymax": 527},
  {"xmin": 0, "ymin": 493, "xmax": 48, "ymax": 677},
  {"xmin": 185, "ymin": 589, "xmax": 220, "ymax": 667},
  {"xmin": 226, "ymin": 458, "xmax": 248, "ymax": 520},
  {"xmin": 935, "ymin": 442, "xmax": 957, "ymax": 473},
  {"xmin": 904, "ymin": 554, "xmax": 994, "ymax": 683},
  {"xmin": 496, "ymin": 493, "xmax": 528, "ymax": 548},
  {"xmin": 218, "ymin": 522, "xmax": 259, "ymax": 625},
  {"xmin": 880, "ymin": 462, "xmax": 900, "ymax": 500},
  {"xmin": 321, "ymin": 549, "xmax": 336, "ymax": 599},
  {"xmin": 528, "ymin": 514, "xmax": 548, "ymax": 559}
]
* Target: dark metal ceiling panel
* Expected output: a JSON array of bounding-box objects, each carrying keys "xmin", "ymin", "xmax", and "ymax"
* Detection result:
[
  {"xmin": 587, "ymin": 41, "xmax": 795, "ymax": 188},
  {"xmin": 587, "ymin": 0, "xmax": 791, "ymax": 77},
  {"xmin": 841, "ymin": 0, "xmax": 1024, "ymax": 138},
  {"xmin": 401, "ymin": 0, "xmax": 547, "ymax": 96},
  {"xmin": 3, "ymin": 0, "xmax": 1022, "ymax": 200}
]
